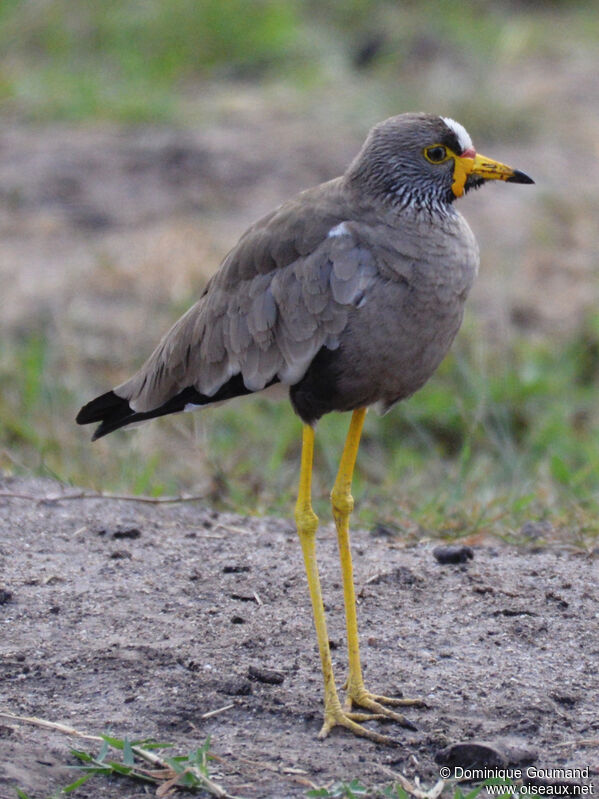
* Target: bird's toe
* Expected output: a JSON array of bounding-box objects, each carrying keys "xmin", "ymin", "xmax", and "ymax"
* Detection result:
[{"xmin": 318, "ymin": 706, "xmax": 401, "ymax": 746}]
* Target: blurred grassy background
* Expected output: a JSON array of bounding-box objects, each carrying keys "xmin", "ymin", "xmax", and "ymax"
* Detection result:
[
  {"xmin": 1, "ymin": 0, "xmax": 598, "ymax": 127},
  {"xmin": 1, "ymin": 0, "xmax": 599, "ymax": 544}
]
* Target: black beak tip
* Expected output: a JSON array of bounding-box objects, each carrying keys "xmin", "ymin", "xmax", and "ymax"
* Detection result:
[{"xmin": 507, "ymin": 169, "xmax": 535, "ymax": 185}]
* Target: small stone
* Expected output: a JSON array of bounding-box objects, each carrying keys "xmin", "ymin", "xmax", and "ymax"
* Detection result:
[
  {"xmin": 0, "ymin": 588, "xmax": 13, "ymax": 605},
  {"xmin": 433, "ymin": 545, "xmax": 474, "ymax": 565},
  {"xmin": 545, "ymin": 590, "xmax": 569, "ymax": 609},
  {"xmin": 550, "ymin": 693, "xmax": 578, "ymax": 708},
  {"xmin": 221, "ymin": 678, "xmax": 252, "ymax": 696},
  {"xmin": 248, "ymin": 665, "xmax": 285, "ymax": 685},
  {"xmin": 112, "ymin": 527, "xmax": 141, "ymax": 540},
  {"xmin": 473, "ymin": 585, "xmax": 494, "ymax": 595},
  {"xmin": 435, "ymin": 741, "xmax": 507, "ymax": 768},
  {"xmin": 230, "ymin": 593, "xmax": 256, "ymax": 602},
  {"xmin": 436, "ymin": 740, "xmax": 537, "ymax": 769},
  {"xmin": 110, "ymin": 550, "xmax": 132, "ymax": 560}
]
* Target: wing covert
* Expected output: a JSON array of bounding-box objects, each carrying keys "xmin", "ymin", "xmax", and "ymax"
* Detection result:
[{"xmin": 116, "ymin": 201, "xmax": 379, "ymax": 411}]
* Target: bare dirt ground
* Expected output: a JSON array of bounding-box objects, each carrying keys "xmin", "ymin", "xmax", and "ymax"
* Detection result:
[{"xmin": 1, "ymin": 476, "xmax": 598, "ymax": 798}]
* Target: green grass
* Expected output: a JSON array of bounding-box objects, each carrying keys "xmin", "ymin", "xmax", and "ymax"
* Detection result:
[
  {"xmin": 12, "ymin": 726, "xmax": 519, "ymax": 798},
  {"xmin": 2, "ymin": 314, "xmax": 599, "ymax": 546},
  {"xmin": 15, "ymin": 733, "xmax": 225, "ymax": 797},
  {"xmin": 11, "ymin": 724, "xmax": 518, "ymax": 798},
  {"xmin": 0, "ymin": 0, "xmax": 596, "ymax": 123},
  {"xmin": 0, "ymin": 0, "xmax": 304, "ymax": 121}
]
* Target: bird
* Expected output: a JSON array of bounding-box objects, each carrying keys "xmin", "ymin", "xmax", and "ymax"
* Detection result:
[{"xmin": 77, "ymin": 112, "xmax": 533, "ymax": 744}]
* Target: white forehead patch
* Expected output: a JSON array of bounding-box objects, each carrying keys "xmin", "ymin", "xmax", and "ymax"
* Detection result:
[{"xmin": 441, "ymin": 117, "xmax": 473, "ymax": 153}]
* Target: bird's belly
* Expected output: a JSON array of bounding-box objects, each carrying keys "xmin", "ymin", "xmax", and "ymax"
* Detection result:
[
  {"xmin": 361, "ymin": 311, "xmax": 461, "ymax": 400},
  {"xmin": 290, "ymin": 285, "xmax": 467, "ymax": 424}
]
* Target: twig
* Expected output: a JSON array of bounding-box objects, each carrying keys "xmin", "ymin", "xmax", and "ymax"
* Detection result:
[
  {"xmin": 253, "ymin": 591, "xmax": 263, "ymax": 606},
  {"xmin": 200, "ymin": 703, "xmax": 235, "ymax": 720},
  {"xmin": 364, "ymin": 571, "xmax": 391, "ymax": 585},
  {"xmin": 0, "ymin": 490, "xmax": 205, "ymax": 505},
  {"xmin": 213, "ymin": 523, "xmax": 250, "ymax": 535},
  {"xmin": 554, "ymin": 738, "xmax": 599, "ymax": 748},
  {"xmin": 374, "ymin": 763, "xmax": 446, "ymax": 799},
  {"xmin": 219, "ymin": 753, "xmax": 319, "ymax": 791},
  {"xmin": 0, "ymin": 711, "xmax": 103, "ymax": 741}
]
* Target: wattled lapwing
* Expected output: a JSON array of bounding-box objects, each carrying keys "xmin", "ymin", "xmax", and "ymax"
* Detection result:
[{"xmin": 78, "ymin": 113, "xmax": 533, "ymax": 743}]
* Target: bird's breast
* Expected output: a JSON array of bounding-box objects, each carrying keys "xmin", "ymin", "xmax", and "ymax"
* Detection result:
[{"xmin": 329, "ymin": 213, "xmax": 479, "ymax": 409}]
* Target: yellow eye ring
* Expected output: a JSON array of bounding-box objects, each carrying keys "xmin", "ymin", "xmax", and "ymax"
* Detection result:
[{"xmin": 424, "ymin": 145, "xmax": 450, "ymax": 164}]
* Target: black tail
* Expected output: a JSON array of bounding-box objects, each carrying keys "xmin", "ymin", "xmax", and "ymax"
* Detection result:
[
  {"xmin": 77, "ymin": 375, "xmax": 280, "ymax": 440},
  {"xmin": 76, "ymin": 390, "xmax": 140, "ymax": 440}
]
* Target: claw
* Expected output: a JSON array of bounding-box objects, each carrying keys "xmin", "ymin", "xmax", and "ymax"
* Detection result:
[
  {"xmin": 360, "ymin": 692, "xmax": 428, "ymax": 709},
  {"xmin": 318, "ymin": 704, "xmax": 400, "ymax": 745},
  {"xmin": 344, "ymin": 686, "xmax": 427, "ymax": 730}
]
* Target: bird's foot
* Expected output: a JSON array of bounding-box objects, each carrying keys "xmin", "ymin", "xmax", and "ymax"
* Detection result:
[
  {"xmin": 344, "ymin": 684, "xmax": 426, "ymax": 730},
  {"xmin": 318, "ymin": 701, "xmax": 398, "ymax": 745}
]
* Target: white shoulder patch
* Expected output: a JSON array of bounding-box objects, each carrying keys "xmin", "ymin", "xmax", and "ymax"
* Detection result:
[
  {"xmin": 327, "ymin": 221, "xmax": 350, "ymax": 238},
  {"xmin": 441, "ymin": 117, "xmax": 473, "ymax": 153}
]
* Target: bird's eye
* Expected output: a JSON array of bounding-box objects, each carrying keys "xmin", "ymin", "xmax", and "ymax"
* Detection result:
[{"xmin": 424, "ymin": 145, "xmax": 448, "ymax": 163}]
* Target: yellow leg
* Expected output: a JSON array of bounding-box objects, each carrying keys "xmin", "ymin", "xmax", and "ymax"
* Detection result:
[
  {"xmin": 331, "ymin": 409, "xmax": 424, "ymax": 729},
  {"xmin": 295, "ymin": 424, "xmax": 393, "ymax": 744}
]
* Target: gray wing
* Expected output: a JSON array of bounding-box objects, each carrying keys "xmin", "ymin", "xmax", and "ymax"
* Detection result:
[{"xmin": 116, "ymin": 208, "xmax": 379, "ymax": 413}]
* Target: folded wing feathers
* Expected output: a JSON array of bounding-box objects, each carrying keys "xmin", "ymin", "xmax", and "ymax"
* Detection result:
[{"xmin": 114, "ymin": 215, "xmax": 378, "ymax": 415}]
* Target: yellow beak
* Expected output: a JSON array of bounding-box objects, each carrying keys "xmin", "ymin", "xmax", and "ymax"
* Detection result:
[{"xmin": 452, "ymin": 152, "xmax": 534, "ymax": 197}]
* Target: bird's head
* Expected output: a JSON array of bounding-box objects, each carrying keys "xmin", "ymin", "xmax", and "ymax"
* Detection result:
[{"xmin": 347, "ymin": 112, "xmax": 534, "ymax": 212}]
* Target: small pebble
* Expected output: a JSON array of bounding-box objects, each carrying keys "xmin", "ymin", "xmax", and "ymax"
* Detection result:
[
  {"xmin": 112, "ymin": 527, "xmax": 141, "ymax": 540},
  {"xmin": 433, "ymin": 545, "xmax": 474, "ymax": 565},
  {"xmin": 248, "ymin": 665, "xmax": 285, "ymax": 685},
  {"xmin": 435, "ymin": 740, "xmax": 507, "ymax": 768},
  {"xmin": 110, "ymin": 550, "xmax": 132, "ymax": 560},
  {"xmin": 221, "ymin": 678, "xmax": 252, "ymax": 696},
  {"xmin": 0, "ymin": 589, "xmax": 13, "ymax": 605}
]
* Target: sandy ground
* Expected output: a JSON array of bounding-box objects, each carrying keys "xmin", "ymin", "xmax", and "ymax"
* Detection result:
[{"xmin": 0, "ymin": 476, "xmax": 598, "ymax": 797}]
